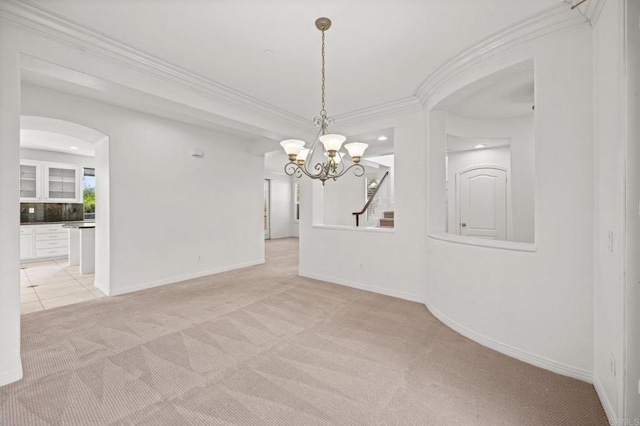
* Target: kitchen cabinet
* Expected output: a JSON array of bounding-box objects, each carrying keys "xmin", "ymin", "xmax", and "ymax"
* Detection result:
[
  {"xmin": 20, "ymin": 224, "xmax": 69, "ymax": 261},
  {"xmin": 19, "ymin": 161, "xmax": 41, "ymax": 201},
  {"xmin": 19, "ymin": 227, "xmax": 34, "ymax": 260},
  {"xmin": 19, "ymin": 160, "xmax": 82, "ymax": 203}
]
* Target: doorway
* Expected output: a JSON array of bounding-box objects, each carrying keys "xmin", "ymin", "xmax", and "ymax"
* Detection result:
[
  {"xmin": 18, "ymin": 116, "xmax": 110, "ymax": 312},
  {"xmin": 264, "ymin": 179, "xmax": 270, "ymax": 240}
]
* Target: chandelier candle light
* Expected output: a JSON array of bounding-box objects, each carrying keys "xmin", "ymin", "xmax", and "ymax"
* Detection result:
[{"xmin": 280, "ymin": 17, "xmax": 368, "ymax": 185}]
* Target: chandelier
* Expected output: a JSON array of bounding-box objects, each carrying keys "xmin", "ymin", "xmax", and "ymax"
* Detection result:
[{"xmin": 280, "ymin": 17, "xmax": 369, "ymax": 185}]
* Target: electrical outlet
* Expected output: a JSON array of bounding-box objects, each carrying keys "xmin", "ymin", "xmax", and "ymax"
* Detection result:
[
  {"xmin": 359, "ymin": 263, "xmax": 364, "ymax": 271},
  {"xmin": 197, "ymin": 254, "xmax": 203, "ymax": 262},
  {"xmin": 607, "ymin": 231, "xmax": 614, "ymax": 252}
]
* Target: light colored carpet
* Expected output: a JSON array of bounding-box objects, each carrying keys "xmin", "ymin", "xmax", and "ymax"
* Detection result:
[{"xmin": 1, "ymin": 238, "xmax": 606, "ymax": 425}]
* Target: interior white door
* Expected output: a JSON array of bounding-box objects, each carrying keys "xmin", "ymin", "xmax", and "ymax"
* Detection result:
[{"xmin": 457, "ymin": 167, "xmax": 508, "ymax": 240}]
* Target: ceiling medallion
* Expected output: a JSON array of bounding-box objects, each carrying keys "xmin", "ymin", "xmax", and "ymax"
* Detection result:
[{"xmin": 280, "ymin": 17, "xmax": 368, "ymax": 186}]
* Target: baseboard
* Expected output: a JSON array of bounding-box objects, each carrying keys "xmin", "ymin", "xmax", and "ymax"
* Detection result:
[
  {"xmin": 298, "ymin": 270, "xmax": 426, "ymax": 304},
  {"xmin": 424, "ymin": 301, "xmax": 594, "ymax": 383},
  {"xmin": 93, "ymin": 280, "xmax": 109, "ymax": 296},
  {"xmin": 105, "ymin": 259, "xmax": 266, "ymax": 296},
  {"xmin": 0, "ymin": 364, "xmax": 23, "ymax": 387},
  {"xmin": 593, "ymin": 375, "xmax": 617, "ymax": 424}
]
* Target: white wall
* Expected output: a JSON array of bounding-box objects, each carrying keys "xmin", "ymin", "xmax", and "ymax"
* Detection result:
[
  {"xmin": 592, "ymin": 0, "xmax": 627, "ymax": 420},
  {"xmin": 446, "ymin": 145, "xmax": 511, "ymax": 235},
  {"xmin": 20, "ymin": 147, "xmax": 95, "ymax": 169},
  {"xmin": 624, "ymin": 0, "xmax": 640, "ymax": 419},
  {"xmin": 323, "ymin": 171, "xmax": 365, "ymax": 227},
  {"xmin": 0, "ymin": 31, "xmax": 23, "ymax": 388},
  {"xmin": 300, "ymin": 112, "xmax": 427, "ymax": 303},
  {"xmin": 445, "ymin": 114, "xmax": 535, "ymax": 243},
  {"xmin": 21, "ymin": 84, "xmax": 265, "ymax": 296},
  {"xmin": 425, "ymin": 28, "xmax": 594, "ymax": 380},
  {"xmin": 94, "ymin": 139, "xmax": 111, "ymax": 300}
]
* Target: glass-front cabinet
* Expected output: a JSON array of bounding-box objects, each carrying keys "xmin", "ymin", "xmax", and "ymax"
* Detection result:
[
  {"xmin": 19, "ymin": 160, "xmax": 82, "ymax": 203},
  {"xmin": 45, "ymin": 165, "xmax": 80, "ymax": 201},
  {"xmin": 19, "ymin": 161, "xmax": 40, "ymax": 201}
]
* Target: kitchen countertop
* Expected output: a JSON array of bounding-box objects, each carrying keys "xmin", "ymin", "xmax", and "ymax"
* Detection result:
[
  {"xmin": 21, "ymin": 221, "xmax": 92, "ymax": 225},
  {"xmin": 62, "ymin": 222, "xmax": 96, "ymax": 229}
]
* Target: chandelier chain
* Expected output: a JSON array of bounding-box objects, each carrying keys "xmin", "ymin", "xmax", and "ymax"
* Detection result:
[{"xmin": 321, "ymin": 27, "xmax": 326, "ymax": 118}]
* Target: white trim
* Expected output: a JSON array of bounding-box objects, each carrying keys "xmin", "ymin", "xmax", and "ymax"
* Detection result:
[
  {"xmin": 93, "ymin": 279, "xmax": 108, "ymax": 296},
  {"xmin": 99, "ymin": 259, "xmax": 265, "ymax": 296},
  {"xmin": 312, "ymin": 224, "xmax": 395, "ymax": 234},
  {"xmin": 428, "ymin": 232, "xmax": 537, "ymax": 252},
  {"xmin": 0, "ymin": 364, "xmax": 23, "ymax": 387},
  {"xmin": 299, "ymin": 270, "xmax": 425, "ymax": 304},
  {"xmin": 594, "ymin": 375, "xmax": 617, "ymax": 424},
  {"xmin": 334, "ymin": 97, "xmax": 423, "ymax": 126},
  {"xmin": 0, "ymin": 0, "xmax": 309, "ymax": 129},
  {"xmin": 300, "ymin": 270, "xmax": 593, "ymax": 383},
  {"xmin": 570, "ymin": 0, "xmax": 608, "ymax": 26},
  {"xmin": 415, "ymin": 3, "xmax": 587, "ymax": 106},
  {"xmin": 424, "ymin": 300, "xmax": 593, "ymax": 383},
  {"xmin": 0, "ymin": 0, "xmax": 590, "ymax": 129}
]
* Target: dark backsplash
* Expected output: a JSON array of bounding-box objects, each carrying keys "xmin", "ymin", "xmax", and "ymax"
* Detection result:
[{"xmin": 20, "ymin": 203, "xmax": 84, "ymax": 224}]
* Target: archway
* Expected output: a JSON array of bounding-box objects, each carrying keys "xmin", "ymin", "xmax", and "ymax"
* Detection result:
[{"xmin": 19, "ymin": 116, "xmax": 111, "ymax": 306}]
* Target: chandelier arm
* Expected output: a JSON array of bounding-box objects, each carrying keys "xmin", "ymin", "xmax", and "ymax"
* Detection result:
[
  {"xmin": 284, "ymin": 163, "xmax": 303, "ymax": 178},
  {"xmin": 329, "ymin": 163, "xmax": 366, "ymax": 181},
  {"xmin": 298, "ymin": 126, "xmax": 327, "ymax": 179}
]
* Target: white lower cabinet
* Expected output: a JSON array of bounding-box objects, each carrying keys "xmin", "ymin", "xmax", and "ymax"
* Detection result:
[
  {"xmin": 20, "ymin": 224, "xmax": 68, "ymax": 261},
  {"xmin": 20, "ymin": 230, "xmax": 34, "ymax": 260}
]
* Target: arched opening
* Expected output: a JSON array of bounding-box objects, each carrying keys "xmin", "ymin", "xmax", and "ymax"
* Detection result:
[{"xmin": 19, "ymin": 116, "xmax": 111, "ymax": 311}]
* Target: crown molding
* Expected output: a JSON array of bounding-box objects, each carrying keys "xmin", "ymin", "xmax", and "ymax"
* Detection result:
[
  {"xmin": 0, "ymin": 0, "xmax": 594, "ymax": 130},
  {"xmin": 0, "ymin": 0, "xmax": 311, "ymax": 130},
  {"xmin": 574, "ymin": 0, "xmax": 608, "ymax": 26},
  {"xmin": 415, "ymin": 2, "xmax": 588, "ymax": 106},
  {"xmin": 333, "ymin": 96, "xmax": 423, "ymax": 126}
]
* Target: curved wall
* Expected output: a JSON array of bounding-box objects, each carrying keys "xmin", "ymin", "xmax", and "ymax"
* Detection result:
[{"xmin": 425, "ymin": 28, "xmax": 595, "ymax": 380}]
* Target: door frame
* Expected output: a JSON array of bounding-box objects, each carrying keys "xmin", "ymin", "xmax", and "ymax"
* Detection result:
[
  {"xmin": 455, "ymin": 164, "xmax": 512, "ymax": 241},
  {"xmin": 264, "ymin": 179, "xmax": 271, "ymax": 240}
]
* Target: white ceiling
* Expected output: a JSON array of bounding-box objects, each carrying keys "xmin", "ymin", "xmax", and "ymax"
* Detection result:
[
  {"xmin": 20, "ymin": 129, "xmax": 95, "ymax": 157},
  {"xmin": 28, "ymin": 0, "xmax": 559, "ymax": 120},
  {"xmin": 20, "ymin": 116, "xmax": 107, "ymax": 157},
  {"xmin": 435, "ymin": 59, "xmax": 535, "ymax": 119},
  {"xmin": 446, "ymin": 135, "xmax": 511, "ymax": 152}
]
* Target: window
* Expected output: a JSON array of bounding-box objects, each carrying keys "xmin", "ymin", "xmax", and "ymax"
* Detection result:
[
  {"xmin": 365, "ymin": 177, "xmax": 379, "ymax": 222},
  {"xmin": 83, "ymin": 168, "xmax": 95, "ymax": 220}
]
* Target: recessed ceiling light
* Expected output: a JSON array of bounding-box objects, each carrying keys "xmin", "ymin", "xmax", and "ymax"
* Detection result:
[
  {"xmin": 263, "ymin": 49, "xmax": 274, "ymax": 55},
  {"xmin": 474, "ymin": 144, "xmax": 486, "ymax": 149},
  {"xmin": 377, "ymin": 136, "xmax": 388, "ymax": 141},
  {"xmin": 69, "ymin": 146, "xmax": 79, "ymax": 150}
]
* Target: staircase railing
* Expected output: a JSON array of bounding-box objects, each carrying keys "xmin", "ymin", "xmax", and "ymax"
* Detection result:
[{"xmin": 352, "ymin": 171, "xmax": 389, "ymax": 227}]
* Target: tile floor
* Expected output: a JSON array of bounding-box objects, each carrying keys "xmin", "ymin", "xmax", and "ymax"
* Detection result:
[{"xmin": 20, "ymin": 258, "xmax": 105, "ymax": 314}]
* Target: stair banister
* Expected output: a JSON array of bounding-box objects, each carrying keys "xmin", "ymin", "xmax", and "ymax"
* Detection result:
[{"xmin": 352, "ymin": 171, "xmax": 389, "ymax": 226}]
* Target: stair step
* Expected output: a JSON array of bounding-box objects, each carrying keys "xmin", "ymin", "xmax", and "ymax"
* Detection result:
[
  {"xmin": 379, "ymin": 218, "xmax": 394, "ymax": 227},
  {"xmin": 383, "ymin": 211, "xmax": 394, "ymax": 219}
]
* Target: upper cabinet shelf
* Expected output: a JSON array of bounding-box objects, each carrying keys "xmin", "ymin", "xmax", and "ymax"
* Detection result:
[{"xmin": 20, "ymin": 160, "xmax": 82, "ymax": 203}]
